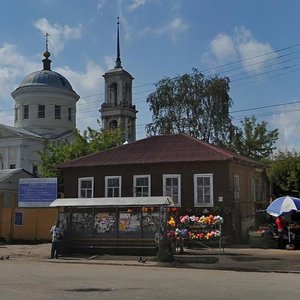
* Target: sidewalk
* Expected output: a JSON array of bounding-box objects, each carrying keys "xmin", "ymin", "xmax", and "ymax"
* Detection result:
[{"xmin": 1, "ymin": 243, "xmax": 300, "ymax": 273}]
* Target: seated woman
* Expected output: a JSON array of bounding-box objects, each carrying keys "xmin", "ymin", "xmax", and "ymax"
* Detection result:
[{"xmin": 275, "ymin": 215, "xmax": 287, "ymax": 249}]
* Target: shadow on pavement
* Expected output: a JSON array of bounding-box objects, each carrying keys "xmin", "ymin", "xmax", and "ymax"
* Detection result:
[{"xmin": 175, "ymin": 256, "xmax": 219, "ymax": 264}]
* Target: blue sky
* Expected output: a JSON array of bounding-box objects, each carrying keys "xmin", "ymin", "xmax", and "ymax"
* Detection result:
[{"xmin": 1, "ymin": 0, "xmax": 300, "ymax": 151}]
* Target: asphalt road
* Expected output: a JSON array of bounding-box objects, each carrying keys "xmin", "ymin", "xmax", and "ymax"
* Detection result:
[{"xmin": 0, "ymin": 259, "xmax": 299, "ymax": 300}]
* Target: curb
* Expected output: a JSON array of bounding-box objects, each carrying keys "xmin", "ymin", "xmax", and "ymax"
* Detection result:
[{"xmin": 42, "ymin": 257, "xmax": 300, "ymax": 274}]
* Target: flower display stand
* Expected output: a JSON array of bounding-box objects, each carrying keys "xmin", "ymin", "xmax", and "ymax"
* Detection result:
[{"xmin": 168, "ymin": 214, "xmax": 224, "ymax": 254}]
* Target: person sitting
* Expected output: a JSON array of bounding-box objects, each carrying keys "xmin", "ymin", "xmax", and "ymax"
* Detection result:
[{"xmin": 275, "ymin": 216, "xmax": 287, "ymax": 249}]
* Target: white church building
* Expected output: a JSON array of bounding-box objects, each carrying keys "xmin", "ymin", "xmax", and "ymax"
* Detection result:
[
  {"xmin": 0, "ymin": 45, "xmax": 80, "ymax": 175},
  {"xmin": 0, "ymin": 21, "xmax": 136, "ymax": 176}
]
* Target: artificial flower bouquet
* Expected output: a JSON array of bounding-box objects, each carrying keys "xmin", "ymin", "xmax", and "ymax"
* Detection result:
[
  {"xmin": 179, "ymin": 214, "xmax": 224, "ymax": 227},
  {"xmin": 188, "ymin": 229, "xmax": 221, "ymax": 240},
  {"xmin": 167, "ymin": 214, "xmax": 224, "ymax": 242},
  {"xmin": 167, "ymin": 216, "xmax": 176, "ymax": 227}
]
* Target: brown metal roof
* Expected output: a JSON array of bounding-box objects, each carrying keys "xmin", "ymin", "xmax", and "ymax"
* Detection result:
[{"xmin": 58, "ymin": 133, "xmax": 264, "ymax": 168}]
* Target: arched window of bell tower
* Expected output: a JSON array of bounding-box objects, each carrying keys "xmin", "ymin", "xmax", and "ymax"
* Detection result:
[
  {"xmin": 109, "ymin": 119, "xmax": 118, "ymax": 129},
  {"xmin": 125, "ymin": 83, "xmax": 131, "ymax": 105},
  {"xmin": 109, "ymin": 83, "xmax": 118, "ymax": 106}
]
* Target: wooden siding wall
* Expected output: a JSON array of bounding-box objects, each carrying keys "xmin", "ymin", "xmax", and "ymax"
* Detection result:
[
  {"xmin": 229, "ymin": 162, "xmax": 267, "ymax": 240},
  {"xmin": 61, "ymin": 160, "xmax": 267, "ymax": 242},
  {"xmin": 62, "ymin": 161, "xmax": 231, "ymax": 208}
]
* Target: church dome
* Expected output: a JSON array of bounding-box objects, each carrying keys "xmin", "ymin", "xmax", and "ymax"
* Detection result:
[{"xmin": 19, "ymin": 70, "xmax": 74, "ymax": 91}]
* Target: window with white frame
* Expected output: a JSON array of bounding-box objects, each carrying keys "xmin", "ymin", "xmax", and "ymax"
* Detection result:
[
  {"xmin": 233, "ymin": 173, "xmax": 240, "ymax": 201},
  {"xmin": 14, "ymin": 106, "xmax": 18, "ymax": 122},
  {"xmin": 38, "ymin": 105, "xmax": 45, "ymax": 118},
  {"xmin": 194, "ymin": 174, "xmax": 213, "ymax": 207},
  {"xmin": 55, "ymin": 105, "xmax": 61, "ymax": 119},
  {"xmin": 163, "ymin": 174, "xmax": 181, "ymax": 206},
  {"xmin": 105, "ymin": 176, "xmax": 121, "ymax": 197},
  {"xmin": 78, "ymin": 177, "xmax": 94, "ymax": 198},
  {"xmin": 68, "ymin": 107, "xmax": 72, "ymax": 121},
  {"xmin": 133, "ymin": 175, "xmax": 151, "ymax": 197},
  {"xmin": 23, "ymin": 105, "xmax": 29, "ymax": 119}
]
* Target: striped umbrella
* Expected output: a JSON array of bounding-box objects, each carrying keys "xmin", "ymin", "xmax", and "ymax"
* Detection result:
[{"xmin": 266, "ymin": 196, "xmax": 300, "ymax": 217}]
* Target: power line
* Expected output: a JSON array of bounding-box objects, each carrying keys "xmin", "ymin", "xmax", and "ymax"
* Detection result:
[
  {"xmin": 199, "ymin": 43, "xmax": 300, "ymax": 73},
  {"xmin": 230, "ymin": 100, "xmax": 300, "ymax": 114},
  {"xmin": 1, "ymin": 43, "xmax": 300, "ymax": 129}
]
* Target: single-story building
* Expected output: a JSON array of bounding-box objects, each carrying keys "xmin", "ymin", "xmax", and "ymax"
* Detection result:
[
  {"xmin": 57, "ymin": 133, "xmax": 269, "ymax": 242},
  {"xmin": 0, "ymin": 169, "xmax": 58, "ymax": 241}
]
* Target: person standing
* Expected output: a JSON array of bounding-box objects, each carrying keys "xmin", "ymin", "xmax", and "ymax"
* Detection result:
[
  {"xmin": 50, "ymin": 220, "xmax": 63, "ymax": 259},
  {"xmin": 275, "ymin": 215, "xmax": 286, "ymax": 249}
]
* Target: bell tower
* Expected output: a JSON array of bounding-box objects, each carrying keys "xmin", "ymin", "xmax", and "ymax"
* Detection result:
[{"xmin": 100, "ymin": 18, "xmax": 138, "ymax": 142}]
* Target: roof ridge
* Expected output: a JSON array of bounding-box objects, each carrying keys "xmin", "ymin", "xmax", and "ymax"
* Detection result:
[
  {"xmin": 0, "ymin": 124, "xmax": 43, "ymax": 138},
  {"xmin": 179, "ymin": 133, "xmax": 234, "ymax": 158},
  {"xmin": 0, "ymin": 168, "xmax": 23, "ymax": 183},
  {"xmin": 178, "ymin": 133, "xmax": 263, "ymax": 165},
  {"xmin": 58, "ymin": 133, "xmax": 265, "ymax": 168}
]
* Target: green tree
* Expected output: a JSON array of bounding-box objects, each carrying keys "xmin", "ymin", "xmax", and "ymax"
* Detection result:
[
  {"xmin": 267, "ymin": 150, "xmax": 300, "ymax": 197},
  {"xmin": 83, "ymin": 127, "xmax": 124, "ymax": 153},
  {"xmin": 146, "ymin": 68, "xmax": 233, "ymax": 144},
  {"xmin": 229, "ymin": 116, "xmax": 279, "ymax": 160},
  {"xmin": 39, "ymin": 128, "xmax": 123, "ymax": 177}
]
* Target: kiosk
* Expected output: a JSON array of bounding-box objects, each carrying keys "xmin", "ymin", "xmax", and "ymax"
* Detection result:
[{"xmin": 50, "ymin": 197, "xmax": 173, "ymax": 259}]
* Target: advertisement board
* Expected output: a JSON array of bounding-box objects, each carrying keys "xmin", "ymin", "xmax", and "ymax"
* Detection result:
[{"xmin": 18, "ymin": 178, "xmax": 57, "ymax": 207}]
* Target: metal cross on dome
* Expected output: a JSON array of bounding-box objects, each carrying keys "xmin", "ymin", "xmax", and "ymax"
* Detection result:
[{"xmin": 45, "ymin": 32, "xmax": 50, "ymax": 52}]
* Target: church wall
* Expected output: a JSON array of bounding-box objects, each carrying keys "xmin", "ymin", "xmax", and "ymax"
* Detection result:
[
  {"xmin": 0, "ymin": 137, "xmax": 44, "ymax": 174},
  {"xmin": 13, "ymin": 87, "xmax": 77, "ymax": 137},
  {"xmin": 20, "ymin": 139, "xmax": 44, "ymax": 173}
]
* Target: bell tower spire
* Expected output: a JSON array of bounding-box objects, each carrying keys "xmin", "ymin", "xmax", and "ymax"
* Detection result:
[
  {"xmin": 100, "ymin": 19, "xmax": 138, "ymax": 143},
  {"xmin": 115, "ymin": 16, "xmax": 122, "ymax": 69}
]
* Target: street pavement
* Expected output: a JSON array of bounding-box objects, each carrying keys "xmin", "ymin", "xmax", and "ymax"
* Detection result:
[{"xmin": 1, "ymin": 243, "xmax": 300, "ymax": 273}]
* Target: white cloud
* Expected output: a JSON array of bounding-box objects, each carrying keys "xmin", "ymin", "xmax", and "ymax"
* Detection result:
[
  {"xmin": 0, "ymin": 43, "xmax": 39, "ymax": 127},
  {"xmin": 56, "ymin": 60, "xmax": 106, "ymax": 131},
  {"xmin": 234, "ymin": 27, "xmax": 277, "ymax": 74},
  {"xmin": 205, "ymin": 26, "xmax": 277, "ymax": 74},
  {"xmin": 96, "ymin": 0, "xmax": 106, "ymax": 11},
  {"xmin": 34, "ymin": 18, "xmax": 83, "ymax": 55},
  {"xmin": 128, "ymin": 0, "xmax": 146, "ymax": 11},
  {"xmin": 269, "ymin": 105, "xmax": 300, "ymax": 152},
  {"xmin": 209, "ymin": 34, "xmax": 236, "ymax": 61},
  {"xmin": 0, "ymin": 43, "xmax": 39, "ymax": 102},
  {"xmin": 117, "ymin": 15, "xmax": 133, "ymax": 42},
  {"xmin": 141, "ymin": 17, "xmax": 188, "ymax": 42},
  {"xmin": 103, "ymin": 56, "xmax": 115, "ymax": 70},
  {"xmin": 158, "ymin": 17, "xmax": 188, "ymax": 35},
  {"xmin": 57, "ymin": 60, "xmax": 104, "ymax": 100}
]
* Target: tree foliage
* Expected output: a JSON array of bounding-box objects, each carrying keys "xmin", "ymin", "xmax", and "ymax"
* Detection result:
[
  {"xmin": 146, "ymin": 68, "xmax": 233, "ymax": 144},
  {"xmin": 39, "ymin": 128, "xmax": 123, "ymax": 177},
  {"xmin": 229, "ymin": 116, "xmax": 279, "ymax": 161},
  {"xmin": 267, "ymin": 150, "xmax": 300, "ymax": 197}
]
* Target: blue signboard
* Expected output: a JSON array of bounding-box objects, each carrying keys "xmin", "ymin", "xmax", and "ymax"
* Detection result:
[{"xmin": 19, "ymin": 178, "xmax": 57, "ymax": 207}]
